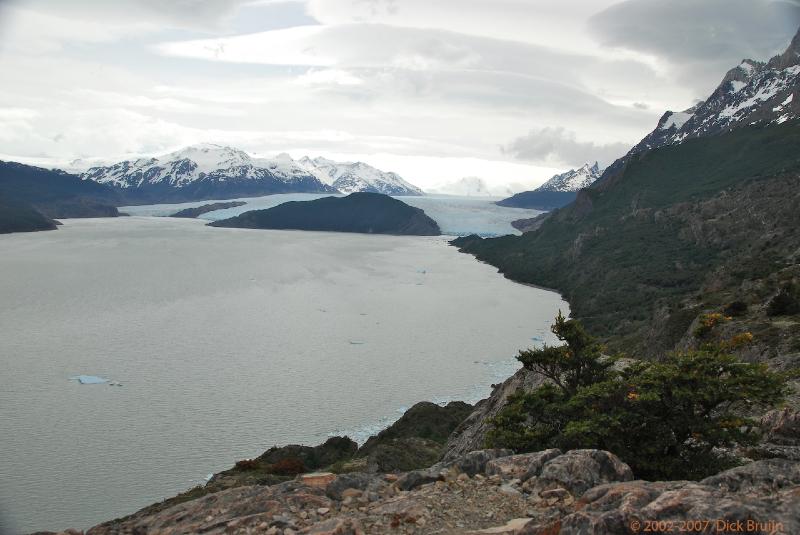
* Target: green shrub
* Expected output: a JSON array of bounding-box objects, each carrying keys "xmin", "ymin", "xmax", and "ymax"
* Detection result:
[{"xmin": 487, "ymin": 315, "xmax": 788, "ymax": 480}]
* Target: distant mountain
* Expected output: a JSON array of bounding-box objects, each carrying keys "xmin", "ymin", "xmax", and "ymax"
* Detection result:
[
  {"xmin": 430, "ymin": 177, "xmax": 495, "ymax": 197},
  {"xmin": 80, "ymin": 144, "xmax": 336, "ymax": 203},
  {"xmin": 496, "ymin": 163, "xmax": 602, "ymax": 210},
  {"xmin": 297, "ymin": 156, "xmax": 423, "ymax": 196},
  {"xmin": 80, "ymin": 144, "xmax": 423, "ymax": 203},
  {"xmin": 211, "ymin": 192, "xmax": 440, "ymax": 236},
  {"xmin": 0, "ymin": 196, "xmax": 57, "ymax": 234},
  {"xmin": 0, "ymin": 160, "xmax": 121, "ymax": 232}
]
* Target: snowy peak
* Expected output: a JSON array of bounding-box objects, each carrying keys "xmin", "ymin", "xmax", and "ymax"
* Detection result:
[
  {"xmin": 630, "ymin": 27, "xmax": 800, "ymax": 155},
  {"xmin": 536, "ymin": 162, "xmax": 602, "ymax": 193},
  {"xmin": 80, "ymin": 145, "xmax": 423, "ymax": 198},
  {"xmin": 297, "ymin": 157, "xmax": 423, "ymax": 196}
]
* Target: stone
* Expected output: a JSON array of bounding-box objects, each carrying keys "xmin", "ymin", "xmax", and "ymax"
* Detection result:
[
  {"xmin": 317, "ymin": 507, "xmax": 330, "ymax": 515},
  {"xmin": 467, "ymin": 518, "xmax": 532, "ymax": 534},
  {"xmin": 340, "ymin": 488, "xmax": 362, "ymax": 499},
  {"xmin": 530, "ymin": 449, "xmax": 633, "ymax": 497},
  {"xmin": 300, "ymin": 472, "xmax": 337, "ymax": 488},
  {"xmin": 447, "ymin": 449, "xmax": 515, "ymax": 476},
  {"xmin": 485, "ymin": 449, "xmax": 562, "ymax": 481},
  {"xmin": 394, "ymin": 467, "xmax": 445, "ymax": 491},
  {"xmin": 550, "ymin": 459, "xmax": 800, "ymax": 535}
]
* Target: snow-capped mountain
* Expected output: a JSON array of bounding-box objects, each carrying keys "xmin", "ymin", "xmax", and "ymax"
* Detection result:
[
  {"xmin": 297, "ymin": 156, "xmax": 423, "ymax": 196},
  {"xmin": 630, "ymin": 29, "xmax": 800, "ymax": 156},
  {"xmin": 430, "ymin": 176, "xmax": 495, "ymax": 197},
  {"xmin": 495, "ymin": 162, "xmax": 602, "ymax": 210},
  {"xmin": 80, "ymin": 144, "xmax": 422, "ymax": 202},
  {"xmin": 536, "ymin": 162, "xmax": 602, "ymax": 192}
]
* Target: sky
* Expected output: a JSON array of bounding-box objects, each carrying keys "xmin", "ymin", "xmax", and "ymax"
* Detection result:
[{"xmin": 0, "ymin": 0, "xmax": 798, "ymax": 194}]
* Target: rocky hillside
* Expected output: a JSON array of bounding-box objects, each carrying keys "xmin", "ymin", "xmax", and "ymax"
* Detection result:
[
  {"xmin": 455, "ymin": 30, "xmax": 800, "ymax": 361},
  {"xmin": 63, "ymin": 438, "xmax": 800, "ymax": 535},
  {"xmin": 497, "ymin": 163, "xmax": 602, "ymax": 211},
  {"xmin": 0, "ymin": 196, "xmax": 57, "ymax": 234},
  {"xmin": 211, "ymin": 192, "xmax": 441, "ymax": 236},
  {"xmin": 0, "ymin": 161, "xmax": 121, "ymax": 233}
]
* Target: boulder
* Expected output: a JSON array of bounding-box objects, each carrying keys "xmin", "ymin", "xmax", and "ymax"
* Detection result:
[
  {"xmin": 485, "ymin": 449, "xmax": 562, "ymax": 482},
  {"xmin": 761, "ymin": 408, "xmax": 800, "ymax": 445},
  {"xmin": 446, "ymin": 448, "xmax": 515, "ymax": 476},
  {"xmin": 325, "ymin": 473, "xmax": 386, "ymax": 501},
  {"xmin": 530, "ymin": 459, "xmax": 800, "ymax": 535},
  {"xmin": 528, "ymin": 450, "xmax": 633, "ymax": 497},
  {"xmin": 394, "ymin": 467, "xmax": 446, "ymax": 491}
]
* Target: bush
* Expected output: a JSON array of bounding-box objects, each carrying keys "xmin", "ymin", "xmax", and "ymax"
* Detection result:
[
  {"xmin": 723, "ymin": 301, "xmax": 748, "ymax": 317},
  {"xmin": 487, "ymin": 315, "xmax": 788, "ymax": 480},
  {"xmin": 268, "ymin": 457, "xmax": 306, "ymax": 476},
  {"xmin": 767, "ymin": 283, "xmax": 800, "ymax": 316}
]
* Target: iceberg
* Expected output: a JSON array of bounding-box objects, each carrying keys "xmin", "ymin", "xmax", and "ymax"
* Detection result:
[{"xmin": 71, "ymin": 375, "xmax": 108, "ymax": 384}]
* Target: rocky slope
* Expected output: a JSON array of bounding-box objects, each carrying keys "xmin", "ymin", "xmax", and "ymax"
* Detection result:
[
  {"xmin": 57, "ymin": 444, "xmax": 800, "ymax": 535},
  {"xmin": 211, "ymin": 192, "xmax": 441, "ymax": 236},
  {"xmin": 497, "ymin": 163, "xmax": 602, "ymax": 211},
  {"xmin": 80, "ymin": 145, "xmax": 423, "ymax": 203},
  {"xmin": 454, "ymin": 29, "xmax": 800, "ymax": 361}
]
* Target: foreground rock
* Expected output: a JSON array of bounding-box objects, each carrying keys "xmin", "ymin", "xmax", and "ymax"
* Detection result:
[
  {"xmin": 75, "ymin": 450, "xmax": 629, "ymax": 535},
  {"xmin": 211, "ymin": 192, "xmax": 441, "ymax": 236}
]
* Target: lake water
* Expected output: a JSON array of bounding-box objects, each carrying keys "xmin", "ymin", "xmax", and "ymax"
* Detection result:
[
  {"xmin": 120, "ymin": 193, "xmax": 542, "ymax": 237},
  {"xmin": 0, "ymin": 216, "xmax": 565, "ymax": 533}
]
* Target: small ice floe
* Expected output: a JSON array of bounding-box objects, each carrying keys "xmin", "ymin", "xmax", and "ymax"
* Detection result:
[
  {"xmin": 71, "ymin": 375, "xmax": 108, "ymax": 384},
  {"xmin": 205, "ymin": 474, "xmax": 214, "ymax": 482},
  {"xmin": 359, "ymin": 312, "xmax": 368, "ymax": 316},
  {"xmin": 108, "ymin": 381, "xmax": 123, "ymax": 387},
  {"xmin": 416, "ymin": 269, "xmax": 427, "ymax": 274},
  {"xmin": 531, "ymin": 336, "xmax": 543, "ymax": 342},
  {"xmin": 349, "ymin": 340, "xmax": 366, "ymax": 345}
]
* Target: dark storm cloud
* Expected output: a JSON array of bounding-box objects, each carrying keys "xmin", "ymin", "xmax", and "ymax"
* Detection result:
[
  {"xmin": 502, "ymin": 127, "xmax": 630, "ymax": 168},
  {"xmin": 590, "ymin": 0, "xmax": 800, "ymax": 94}
]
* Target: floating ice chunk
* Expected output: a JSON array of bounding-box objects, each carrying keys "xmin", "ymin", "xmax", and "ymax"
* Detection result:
[
  {"xmin": 71, "ymin": 375, "xmax": 108, "ymax": 384},
  {"xmin": 531, "ymin": 336, "xmax": 543, "ymax": 342},
  {"xmin": 349, "ymin": 340, "xmax": 366, "ymax": 345}
]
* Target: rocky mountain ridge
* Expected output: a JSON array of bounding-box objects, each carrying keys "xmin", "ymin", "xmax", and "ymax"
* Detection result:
[
  {"xmin": 599, "ymin": 27, "xmax": 800, "ymax": 184},
  {"xmin": 496, "ymin": 163, "xmax": 602, "ymax": 211}
]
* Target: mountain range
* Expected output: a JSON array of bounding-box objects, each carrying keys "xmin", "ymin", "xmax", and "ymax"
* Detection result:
[
  {"xmin": 496, "ymin": 162, "xmax": 602, "ymax": 210},
  {"xmin": 80, "ymin": 144, "xmax": 423, "ymax": 203},
  {"xmin": 454, "ymin": 27, "xmax": 800, "ymax": 363}
]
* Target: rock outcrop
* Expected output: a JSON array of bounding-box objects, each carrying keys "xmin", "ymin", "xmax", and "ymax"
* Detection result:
[
  {"xmin": 442, "ymin": 368, "xmax": 548, "ymax": 462},
  {"xmin": 75, "ymin": 448, "xmax": 800, "ymax": 535}
]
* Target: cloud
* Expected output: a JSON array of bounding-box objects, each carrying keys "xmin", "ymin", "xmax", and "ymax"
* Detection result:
[
  {"xmin": 1, "ymin": 0, "xmax": 253, "ymax": 32},
  {"xmin": 502, "ymin": 127, "xmax": 630, "ymax": 168},
  {"xmin": 590, "ymin": 0, "xmax": 800, "ymax": 94}
]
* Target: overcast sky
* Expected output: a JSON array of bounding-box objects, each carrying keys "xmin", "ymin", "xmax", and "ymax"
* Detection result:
[{"xmin": 0, "ymin": 0, "xmax": 798, "ymax": 192}]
